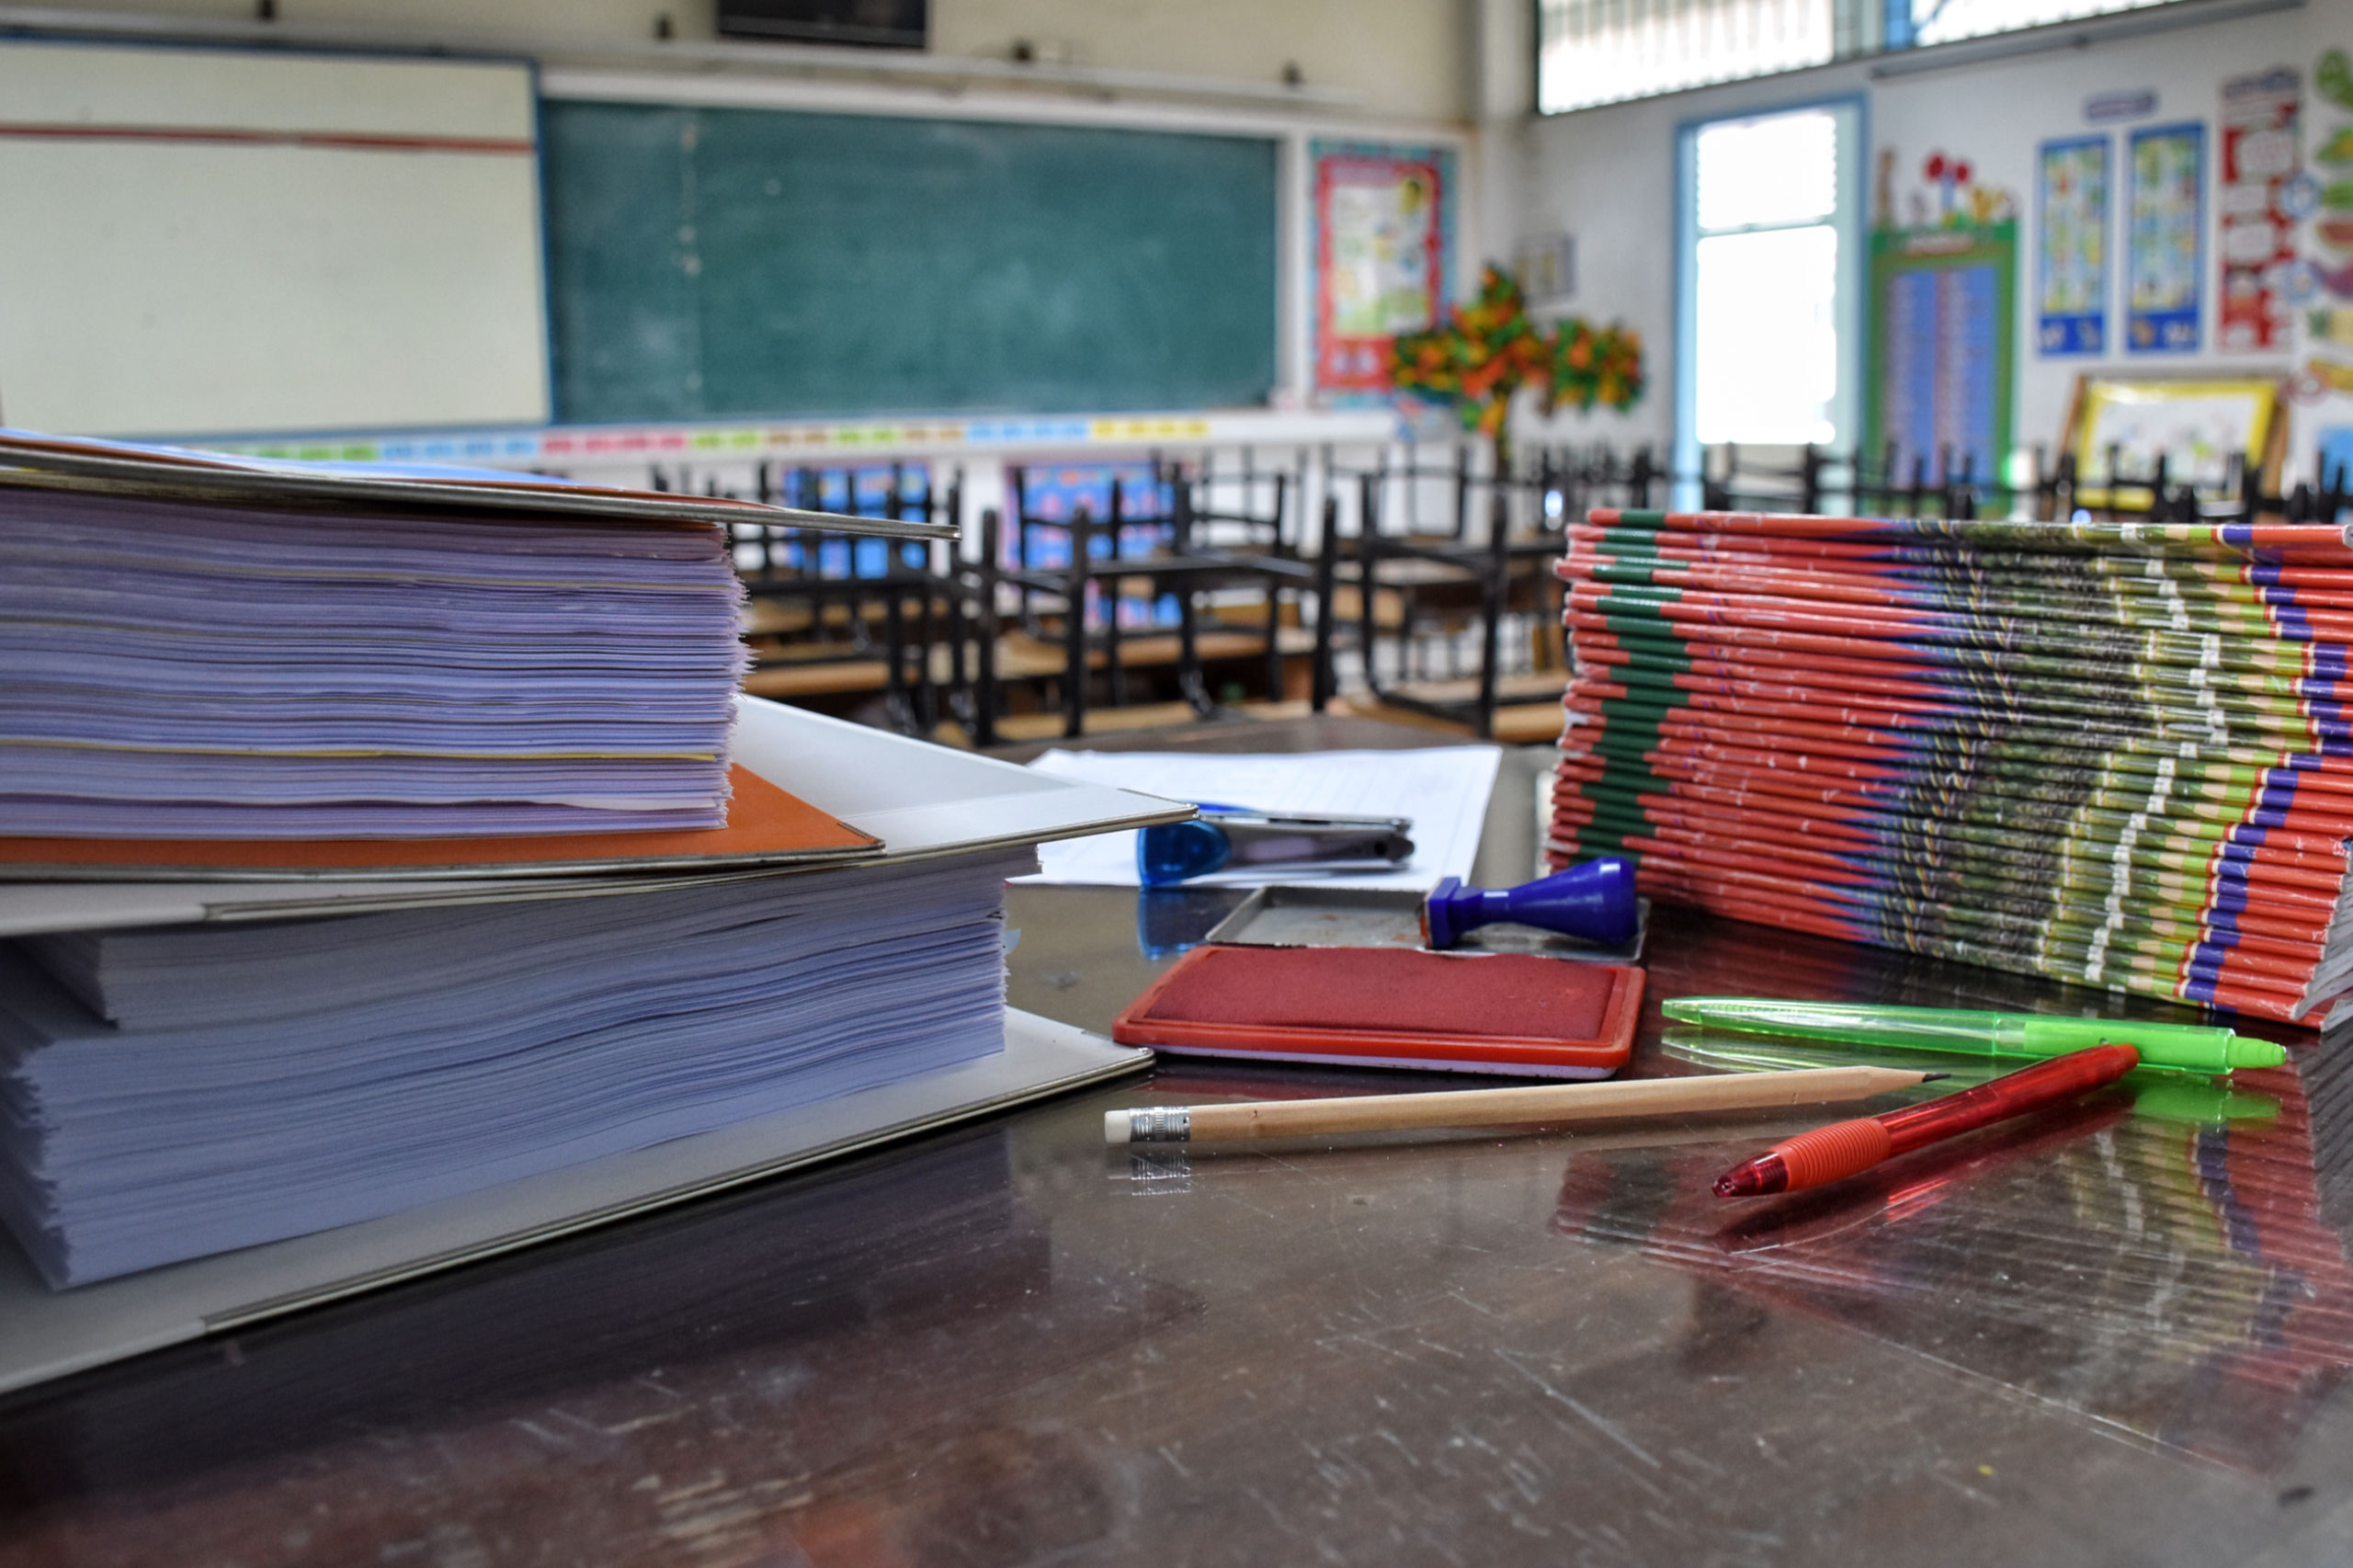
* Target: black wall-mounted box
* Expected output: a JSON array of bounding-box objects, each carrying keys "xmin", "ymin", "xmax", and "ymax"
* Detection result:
[{"xmin": 715, "ymin": 0, "xmax": 927, "ymax": 49}]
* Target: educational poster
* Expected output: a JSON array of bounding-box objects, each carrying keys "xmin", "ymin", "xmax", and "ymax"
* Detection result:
[
  {"xmin": 2218, "ymin": 68, "xmax": 2302, "ymax": 352},
  {"xmin": 1310, "ymin": 141, "xmax": 1456, "ymax": 397},
  {"xmin": 2289, "ymin": 50, "xmax": 2353, "ymax": 431},
  {"xmin": 2125, "ymin": 123, "xmax": 2205, "ymax": 353},
  {"xmin": 1863, "ymin": 224, "xmax": 2017, "ymax": 485},
  {"xmin": 2037, "ymin": 137, "xmax": 2109, "ymax": 356}
]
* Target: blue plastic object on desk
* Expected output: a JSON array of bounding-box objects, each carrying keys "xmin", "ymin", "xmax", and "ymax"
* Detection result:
[
  {"xmin": 1136, "ymin": 803, "xmax": 1415, "ymax": 887},
  {"xmin": 1422, "ymin": 858, "xmax": 1639, "ymax": 949}
]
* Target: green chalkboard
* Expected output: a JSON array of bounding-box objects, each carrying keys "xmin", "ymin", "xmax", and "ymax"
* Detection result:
[{"xmin": 541, "ymin": 101, "xmax": 1279, "ymax": 424}]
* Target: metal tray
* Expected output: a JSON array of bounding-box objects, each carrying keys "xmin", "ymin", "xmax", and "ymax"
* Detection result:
[{"xmin": 1200, "ymin": 885, "xmax": 1647, "ymax": 964}]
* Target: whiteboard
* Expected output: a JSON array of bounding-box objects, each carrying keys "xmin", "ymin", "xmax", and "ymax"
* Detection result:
[{"xmin": 0, "ymin": 41, "xmax": 550, "ymax": 438}]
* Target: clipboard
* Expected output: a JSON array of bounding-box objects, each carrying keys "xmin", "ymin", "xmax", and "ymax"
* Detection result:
[
  {"xmin": 0, "ymin": 428, "xmax": 954, "ymax": 540},
  {"xmin": 0, "ymin": 696, "xmax": 1195, "ymax": 933},
  {"xmin": 0, "ymin": 699, "xmax": 1188, "ymax": 1390}
]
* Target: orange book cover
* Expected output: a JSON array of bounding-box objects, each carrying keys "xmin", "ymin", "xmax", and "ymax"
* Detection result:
[{"xmin": 0, "ymin": 767, "xmax": 881, "ymax": 881}]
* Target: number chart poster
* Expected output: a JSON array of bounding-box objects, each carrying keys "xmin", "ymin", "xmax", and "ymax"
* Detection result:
[
  {"xmin": 1864, "ymin": 223, "xmax": 2018, "ymax": 486},
  {"xmin": 2218, "ymin": 66, "xmax": 2302, "ymax": 352},
  {"xmin": 2038, "ymin": 136, "xmax": 2109, "ymax": 356},
  {"xmin": 1310, "ymin": 141, "xmax": 1456, "ymax": 397},
  {"xmin": 2126, "ymin": 123, "xmax": 2206, "ymax": 353}
]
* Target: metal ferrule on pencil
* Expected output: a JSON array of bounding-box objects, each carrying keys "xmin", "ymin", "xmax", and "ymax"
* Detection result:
[{"xmin": 1118, "ymin": 1107, "xmax": 1194, "ymax": 1142}]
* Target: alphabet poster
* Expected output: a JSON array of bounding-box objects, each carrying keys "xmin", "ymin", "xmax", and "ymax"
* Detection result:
[
  {"xmin": 2126, "ymin": 123, "xmax": 2206, "ymax": 353},
  {"xmin": 2038, "ymin": 136, "xmax": 2109, "ymax": 355}
]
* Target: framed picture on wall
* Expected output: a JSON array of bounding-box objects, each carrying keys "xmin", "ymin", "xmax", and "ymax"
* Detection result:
[{"xmin": 1309, "ymin": 141, "xmax": 1456, "ymax": 399}]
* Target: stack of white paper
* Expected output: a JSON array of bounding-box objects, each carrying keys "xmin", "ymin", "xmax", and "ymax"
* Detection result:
[
  {"xmin": 0, "ymin": 483, "xmax": 748, "ymax": 838},
  {"xmin": 0, "ymin": 847, "xmax": 1032, "ymax": 1286}
]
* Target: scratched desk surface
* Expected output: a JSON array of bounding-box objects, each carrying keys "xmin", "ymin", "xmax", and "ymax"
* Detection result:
[{"xmin": 4, "ymin": 728, "xmax": 2352, "ymax": 1566}]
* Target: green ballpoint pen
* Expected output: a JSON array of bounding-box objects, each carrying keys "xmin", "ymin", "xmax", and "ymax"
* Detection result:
[{"xmin": 1658, "ymin": 996, "xmax": 2287, "ymax": 1075}]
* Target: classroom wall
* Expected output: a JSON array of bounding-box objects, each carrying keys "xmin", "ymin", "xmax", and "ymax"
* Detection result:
[
  {"xmin": 1507, "ymin": 0, "xmax": 2345, "ymax": 466},
  {"xmin": 22, "ymin": 0, "xmax": 1474, "ymax": 122},
  {"xmin": 4, "ymin": 2, "xmax": 1484, "ymax": 439}
]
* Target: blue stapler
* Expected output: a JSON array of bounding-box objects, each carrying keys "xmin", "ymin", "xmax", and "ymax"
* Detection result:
[{"xmin": 1137, "ymin": 803, "xmax": 1415, "ymax": 886}]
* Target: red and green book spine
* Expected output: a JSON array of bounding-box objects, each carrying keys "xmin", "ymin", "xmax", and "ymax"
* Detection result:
[{"xmin": 1550, "ymin": 507, "xmax": 2353, "ymax": 1024}]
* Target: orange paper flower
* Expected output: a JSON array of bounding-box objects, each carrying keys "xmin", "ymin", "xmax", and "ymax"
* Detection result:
[{"xmin": 1388, "ymin": 266, "xmax": 1643, "ymax": 436}]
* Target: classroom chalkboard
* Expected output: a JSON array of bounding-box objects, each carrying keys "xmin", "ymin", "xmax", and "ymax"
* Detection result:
[{"xmin": 541, "ymin": 101, "xmax": 1279, "ymax": 424}]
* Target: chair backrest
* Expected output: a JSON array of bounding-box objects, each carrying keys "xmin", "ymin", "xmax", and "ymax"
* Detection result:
[
  {"xmin": 1005, "ymin": 460, "xmax": 1175, "ymax": 569},
  {"xmin": 773, "ymin": 462, "xmax": 938, "ymax": 580},
  {"xmin": 1181, "ymin": 450, "xmax": 1296, "ymax": 553}
]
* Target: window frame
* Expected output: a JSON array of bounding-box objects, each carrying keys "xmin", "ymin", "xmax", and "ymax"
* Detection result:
[
  {"xmin": 1672, "ymin": 94, "xmax": 1869, "ymax": 504},
  {"xmin": 1536, "ymin": 0, "xmax": 2242, "ymax": 119}
]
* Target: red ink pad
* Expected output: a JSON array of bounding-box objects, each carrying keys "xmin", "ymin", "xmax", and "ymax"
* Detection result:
[{"xmin": 1112, "ymin": 946, "xmax": 1644, "ymax": 1078}]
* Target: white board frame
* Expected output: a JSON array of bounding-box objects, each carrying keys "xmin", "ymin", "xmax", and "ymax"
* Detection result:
[{"xmin": 0, "ymin": 39, "xmax": 551, "ymax": 438}]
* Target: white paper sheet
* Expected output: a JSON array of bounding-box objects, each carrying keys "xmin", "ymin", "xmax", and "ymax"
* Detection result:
[{"xmin": 1019, "ymin": 746, "xmax": 1502, "ymax": 892}]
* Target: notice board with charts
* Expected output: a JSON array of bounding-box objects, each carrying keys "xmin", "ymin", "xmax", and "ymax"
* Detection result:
[{"xmin": 1863, "ymin": 222, "xmax": 2017, "ymax": 486}]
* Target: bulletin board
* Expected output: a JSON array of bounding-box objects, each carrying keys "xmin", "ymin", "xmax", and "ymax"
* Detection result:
[
  {"xmin": 2062, "ymin": 373, "xmax": 2284, "ymax": 505},
  {"xmin": 1863, "ymin": 222, "xmax": 2017, "ymax": 485},
  {"xmin": 0, "ymin": 40, "xmax": 550, "ymax": 437},
  {"xmin": 1309, "ymin": 141, "xmax": 1456, "ymax": 398}
]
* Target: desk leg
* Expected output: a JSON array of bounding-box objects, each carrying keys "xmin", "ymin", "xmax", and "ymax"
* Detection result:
[{"xmin": 1063, "ymin": 506, "xmax": 1091, "ymax": 739}]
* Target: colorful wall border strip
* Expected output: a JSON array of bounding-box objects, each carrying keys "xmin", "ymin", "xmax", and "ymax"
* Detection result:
[{"xmin": 199, "ymin": 409, "xmax": 1398, "ymax": 468}]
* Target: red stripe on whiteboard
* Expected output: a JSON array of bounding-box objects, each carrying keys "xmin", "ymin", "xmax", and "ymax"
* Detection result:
[{"xmin": 0, "ymin": 123, "xmax": 534, "ymax": 154}]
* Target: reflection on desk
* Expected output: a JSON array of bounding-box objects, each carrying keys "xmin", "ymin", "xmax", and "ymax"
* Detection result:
[
  {"xmin": 4, "ymin": 747, "xmax": 2353, "ymax": 1563},
  {"xmin": 1557, "ymin": 1064, "xmax": 2349, "ymax": 1474}
]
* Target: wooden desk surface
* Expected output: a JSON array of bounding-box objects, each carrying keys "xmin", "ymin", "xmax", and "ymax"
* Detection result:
[{"xmin": 2, "ymin": 723, "xmax": 2347, "ymax": 1566}]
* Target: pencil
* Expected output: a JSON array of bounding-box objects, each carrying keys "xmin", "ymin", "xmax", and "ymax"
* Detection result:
[{"xmin": 1102, "ymin": 1064, "xmax": 1944, "ymax": 1145}]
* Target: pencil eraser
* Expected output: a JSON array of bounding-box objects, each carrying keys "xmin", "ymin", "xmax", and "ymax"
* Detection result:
[{"xmin": 1103, "ymin": 1109, "xmax": 1130, "ymax": 1144}]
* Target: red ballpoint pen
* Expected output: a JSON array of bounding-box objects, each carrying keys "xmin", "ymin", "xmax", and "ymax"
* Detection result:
[{"xmin": 1711, "ymin": 1043, "xmax": 2141, "ymax": 1198}]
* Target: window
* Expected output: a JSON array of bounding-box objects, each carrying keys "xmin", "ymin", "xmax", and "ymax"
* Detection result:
[
  {"xmin": 1892, "ymin": 0, "xmax": 2180, "ymax": 48},
  {"xmin": 1540, "ymin": 0, "xmax": 2211, "ymax": 114},
  {"xmin": 1675, "ymin": 104, "xmax": 1862, "ymax": 485},
  {"xmin": 1538, "ymin": 0, "xmax": 1837, "ymax": 114}
]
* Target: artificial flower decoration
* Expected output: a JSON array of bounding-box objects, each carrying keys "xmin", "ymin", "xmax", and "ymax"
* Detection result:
[{"xmin": 1388, "ymin": 267, "xmax": 1643, "ymax": 448}]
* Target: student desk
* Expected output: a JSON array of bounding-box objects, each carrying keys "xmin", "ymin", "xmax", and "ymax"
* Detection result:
[{"xmin": 2, "ymin": 722, "xmax": 2348, "ymax": 1566}]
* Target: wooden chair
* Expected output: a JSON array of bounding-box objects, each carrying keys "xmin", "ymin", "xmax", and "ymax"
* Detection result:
[
  {"xmin": 733, "ymin": 461, "xmax": 960, "ymax": 736},
  {"xmin": 1316, "ymin": 442, "xmax": 1655, "ymax": 739},
  {"xmin": 997, "ymin": 460, "xmax": 1319, "ymax": 740}
]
